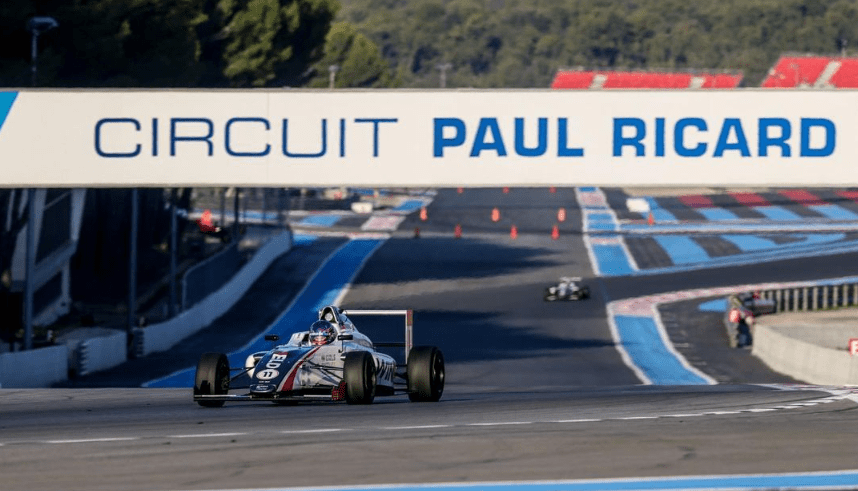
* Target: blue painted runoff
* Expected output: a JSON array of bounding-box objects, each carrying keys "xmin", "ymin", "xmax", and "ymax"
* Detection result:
[
  {"xmin": 653, "ymin": 235, "xmax": 709, "ymax": 265},
  {"xmin": 393, "ymin": 200, "xmax": 425, "ymax": 212},
  {"xmin": 643, "ymin": 197, "xmax": 676, "ymax": 222},
  {"xmin": 753, "ymin": 206, "xmax": 801, "ymax": 221},
  {"xmin": 697, "ymin": 207, "xmax": 739, "ymax": 221},
  {"xmin": 146, "ymin": 238, "xmax": 384, "ymax": 388},
  {"xmin": 698, "ymin": 298, "xmax": 728, "ymax": 312},
  {"xmin": 810, "ymin": 204, "xmax": 858, "ymax": 220},
  {"xmin": 591, "ymin": 242, "xmax": 635, "ymax": 276},
  {"xmin": 578, "ymin": 186, "xmax": 597, "ymax": 192},
  {"xmin": 613, "ymin": 315, "xmax": 709, "ymax": 385},
  {"xmin": 299, "ymin": 214, "xmax": 342, "ymax": 227},
  {"xmin": 721, "ymin": 235, "xmax": 777, "ymax": 252},
  {"xmin": 588, "ymin": 212, "xmax": 616, "ymax": 231},
  {"xmin": 263, "ymin": 471, "xmax": 858, "ymax": 490}
]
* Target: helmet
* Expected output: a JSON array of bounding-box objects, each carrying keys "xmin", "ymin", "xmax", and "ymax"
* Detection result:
[{"xmin": 309, "ymin": 320, "xmax": 336, "ymax": 346}]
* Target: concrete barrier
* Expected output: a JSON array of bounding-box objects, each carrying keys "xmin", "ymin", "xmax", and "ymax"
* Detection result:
[
  {"xmin": 0, "ymin": 344, "xmax": 68, "ymax": 388},
  {"xmin": 133, "ymin": 229, "xmax": 293, "ymax": 356},
  {"xmin": 57, "ymin": 328, "xmax": 128, "ymax": 377},
  {"xmin": 753, "ymin": 321, "xmax": 858, "ymax": 385}
]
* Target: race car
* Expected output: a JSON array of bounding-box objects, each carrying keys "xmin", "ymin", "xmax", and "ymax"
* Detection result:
[
  {"xmin": 193, "ymin": 305, "xmax": 444, "ymax": 406},
  {"xmin": 544, "ymin": 276, "xmax": 590, "ymax": 301}
]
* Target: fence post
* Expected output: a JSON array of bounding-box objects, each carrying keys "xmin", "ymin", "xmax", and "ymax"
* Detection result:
[
  {"xmin": 802, "ymin": 287, "xmax": 808, "ymax": 311},
  {"xmin": 833, "ymin": 285, "xmax": 839, "ymax": 308},
  {"xmin": 822, "ymin": 286, "xmax": 829, "ymax": 309},
  {"xmin": 775, "ymin": 289, "xmax": 782, "ymax": 311}
]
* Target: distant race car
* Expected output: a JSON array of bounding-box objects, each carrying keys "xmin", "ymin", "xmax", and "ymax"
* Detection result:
[
  {"xmin": 193, "ymin": 305, "xmax": 444, "ymax": 406},
  {"xmin": 544, "ymin": 276, "xmax": 590, "ymax": 301}
]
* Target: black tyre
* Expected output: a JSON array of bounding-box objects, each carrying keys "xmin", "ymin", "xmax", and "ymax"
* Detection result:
[
  {"xmin": 194, "ymin": 353, "xmax": 230, "ymax": 407},
  {"xmin": 344, "ymin": 351, "xmax": 376, "ymax": 405},
  {"xmin": 407, "ymin": 346, "xmax": 445, "ymax": 402},
  {"xmin": 580, "ymin": 286, "xmax": 590, "ymax": 299},
  {"xmin": 544, "ymin": 288, "xmax": 556, "ymax": 301}
]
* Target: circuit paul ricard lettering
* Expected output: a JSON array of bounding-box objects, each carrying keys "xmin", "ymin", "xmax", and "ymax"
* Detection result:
[
  {"xmin": 92, "ymin": 115, "xmax": 837, "ymax": 160},
  {"xmin": 93, "ymin": 117, "xmax": 398, "ymax": 158},
  {"xmin": 434, "ymin": 117, "xmax": 836, "ymax": 159}
]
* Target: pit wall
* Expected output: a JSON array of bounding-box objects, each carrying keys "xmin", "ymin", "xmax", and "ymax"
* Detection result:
[
  {"xmin": 0, "ymin": 229, "xmax": 293, "ymax": 387},
  {"xmin": 752, "ymin": 323, "xmax": 858, "ymax": 385},
  {"xmin": 133, "ymin": 229, "xmax": 293, "ymax": 356}
]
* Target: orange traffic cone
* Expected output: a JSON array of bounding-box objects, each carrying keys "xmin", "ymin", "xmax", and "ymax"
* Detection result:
[
  {"xmin": 491, "ymin": 207, "xmax": 500, "ymax": 222},
  {"xmin": 454, "ymin": 224, "xmax": 462, "ymax": 238},
  {"xmin": 503, "ymin": 187, "xmax": 509, "ymax": 194},
  {"xmin": 551, "ymin": 225, "xmax": 559, "ymax": 240},
  {"xmin": 557, "ymin": 208, "xmax": 566, "ymax": 222},
  {"xmin": 549, "ymin": 186, "xmax": 556, "ymax": 193},
  {"xmin": 457, "ymin": 187, "xmax": 464, "ymax": 194},
  {"xmin": 647, "ymin": 212, "xmax": 655, "ymax": 226},
  {"xmin": 419, "ymin": 207, "xmax": 428, "ymax": 221},
  {"xmin": 510, "ymin": 225, "xmax": 518, "ymax": 239}
]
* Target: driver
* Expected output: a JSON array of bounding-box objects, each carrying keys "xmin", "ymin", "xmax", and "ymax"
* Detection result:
[
  {"xmin": 309, "ymin": 320, "xmax": 336, "ymax": 346},
  {"xmin": 557, "ymin": 279, "xmax": 569, "ymax": 297}
]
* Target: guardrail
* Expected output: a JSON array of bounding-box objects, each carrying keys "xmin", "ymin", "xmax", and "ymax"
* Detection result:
[{"xmin": 723, "ymin": 283, "xmax": 858, "ymax": 348}]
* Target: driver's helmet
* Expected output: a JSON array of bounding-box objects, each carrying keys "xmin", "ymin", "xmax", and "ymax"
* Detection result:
[{"xmin": 309, "ymin": 320, "xmax": 336, "ymax": 346}]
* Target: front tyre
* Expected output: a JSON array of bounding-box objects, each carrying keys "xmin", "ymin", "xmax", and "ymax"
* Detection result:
[
  {"xmin": 194, "ymin": 353, "xmax": 230, "ymax": 407},
  {"xmin": 344, "ymin": 351, "xmax": 376, "ymax": 404},
  {"xmin": 407, "ymin": 346, "xmax": 445, "ymax": 402}
]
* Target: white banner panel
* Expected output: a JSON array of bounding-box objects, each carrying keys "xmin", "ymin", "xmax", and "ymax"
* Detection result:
[{"xmin": 0, "ymin": 89, "xmax": 856, "ymax": 187}]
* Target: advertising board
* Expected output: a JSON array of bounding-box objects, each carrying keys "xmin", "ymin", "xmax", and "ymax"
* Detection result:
[{"xmin": 0, "ymin": 89, "xmax": 854, "ymax": 187}]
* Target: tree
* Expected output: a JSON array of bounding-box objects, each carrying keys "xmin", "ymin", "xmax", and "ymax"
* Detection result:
[
  {"xmin": 219, "ymin": 0, "xmax": 340, "ymax": 87},
  {"xmin": 308, "ymin": 22, "xmax": 394, "ymax": 88}
]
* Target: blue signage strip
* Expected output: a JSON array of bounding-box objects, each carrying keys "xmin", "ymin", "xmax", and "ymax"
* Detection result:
[{"xmin": 0, "ymin": 91, "xmax": 18, "ymax": 134}]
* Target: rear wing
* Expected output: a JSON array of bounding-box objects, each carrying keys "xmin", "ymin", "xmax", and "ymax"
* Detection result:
[{"xmin": 342, "ymin": 309, "xmax": 413, "ymax": 363}]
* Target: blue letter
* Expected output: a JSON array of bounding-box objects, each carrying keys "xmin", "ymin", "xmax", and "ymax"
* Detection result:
[
  {"xmin": 433, "ymin": 118, "xmax": 465, "ymax": 157},
  {"xmin": 225, "ymin": 118, "xmax": 270, "ymax": 157},
  {"xmin": 282, "ymin": 119, "xmax": 327, "ymax": 158},
  {"xmin": 557, "ymin": 118, "xmax": 584, "ymax": 157},
  {"xmin": 171, "ymin": 118, "xmax": 213, "ymax": 156},
  {"xmin": 514, "ymin": 117, "xmax": 547, "ymax": 157},
  {"xmin": 655, "ymin": 118, "xmax": 665, "ymax": 157},
  {"xmin": 713, "ymin": 118, "xmax": 751, "ymax": 157},
  {"xmin": 801, "ymin": 118, "xmax": 836, "ymax": 157},
  {"xmin": 355, "ymin": 118, "xmax": 398, "ymax": 157},
  {"xmin": 95, "ymin": 118, "xmax": 141, "ymax": 158},
  {"xmin": 674, "ymin": 118, "xmax": 707, "ymax": 157},
  {"xmin": 758, "ymin": 118, "xmax": 791, "ymax": 157},
  {"xmin": 470, "ymin": 118, "xmax": 507, "ymax": 157},
  {"xmin": 613, "ymin": 118, "xmax": 645, "ymax": 157}
]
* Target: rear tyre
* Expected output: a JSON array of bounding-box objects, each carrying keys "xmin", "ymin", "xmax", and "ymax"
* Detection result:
[
  {"xmin": 194, "ymin": 353, "xmax": 230, "ymax": 407},
  {"xmin": 407, "ymin": 346, "xmax": 445, "ymax": 402},
  {"xmin": 344, "ymin": 351, "xmax": 376, "ymax": 405},
  {"xmin": 544, "ymin": 288, "xmax": 556, "ymax": 301}
]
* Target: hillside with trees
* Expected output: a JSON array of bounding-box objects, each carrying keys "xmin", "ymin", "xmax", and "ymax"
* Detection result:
[
  {"xmin": 1, "ymin": 0, "xmax": 856, "ymax": 89},
  {"xmin": 337, "ymin": 0, "xmax": 858, "ymax": 88}
]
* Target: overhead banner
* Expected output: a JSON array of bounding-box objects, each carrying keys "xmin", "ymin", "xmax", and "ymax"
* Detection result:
[{"xmin": 0, "ymin": 89, "xmax": 855, "ymax": 187}]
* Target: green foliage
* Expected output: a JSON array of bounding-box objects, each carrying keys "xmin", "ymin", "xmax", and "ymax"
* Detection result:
[
  {"xmin": 307, "ymin": 22, "xmax": 394, "ymax": 87},
  {"xmin": 0, "ymin": 0, "xmax": 346, "ymax": 88},
  {"xmin": 337, "ymin": 0, "xmax": 858, "ymax": 88}
]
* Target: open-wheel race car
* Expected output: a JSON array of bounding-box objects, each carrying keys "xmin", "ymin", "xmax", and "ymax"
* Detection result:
[
  {"xmin": 193, "ymin": 306, "xmax": 444, "ymax": 406},
  {"xmin": 544, "ymin": 276, "xmax": 590, "ymax": 301}
]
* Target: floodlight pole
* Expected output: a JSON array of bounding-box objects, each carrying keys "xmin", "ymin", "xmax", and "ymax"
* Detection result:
[
  {"xmin": 27, "ymin": 17, "xmax": 58, "ymax": 87},
  {"xmin": 328, "ymin": 65, "xmax": 339, "ymax": 89}
]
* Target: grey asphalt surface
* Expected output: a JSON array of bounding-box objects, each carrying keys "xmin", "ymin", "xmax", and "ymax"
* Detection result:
[{"xmin": 5, "ymin": 187, "xmax": 858, "ymax": 490}]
